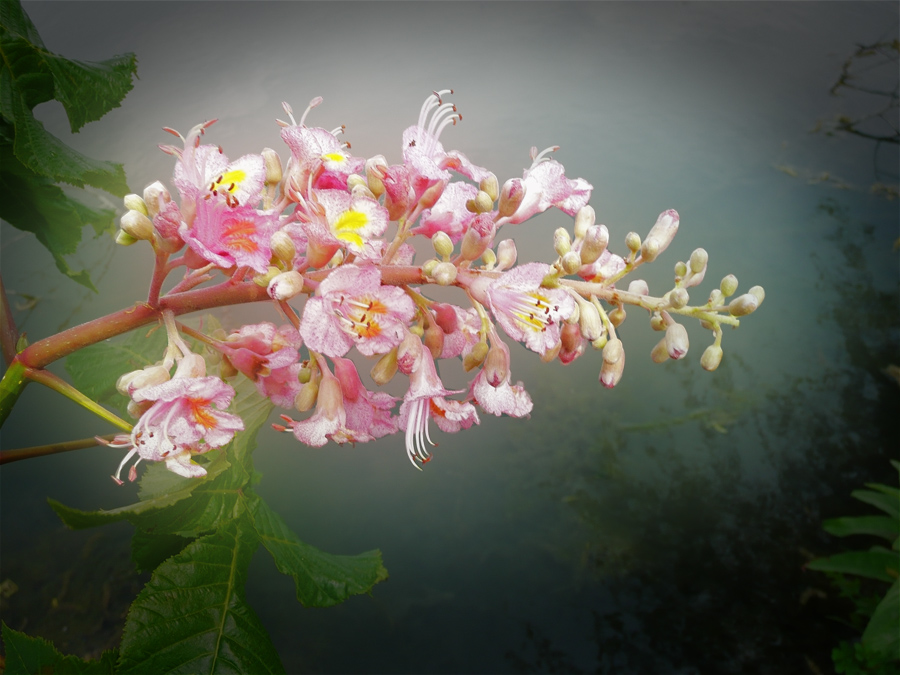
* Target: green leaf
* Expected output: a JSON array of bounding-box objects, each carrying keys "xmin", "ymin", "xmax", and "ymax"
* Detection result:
[
  {"xmin": 117, "ymin": 518, "xmax": 284, "ymax": 675},
  {"xmin": 0, "ymin": 141, "xmax": 117, "ymax": 291},
  {"xmin": 248, "ymin": 493, "xmax": 388, "ymax": 608},
  {"xmin": 853, "ymin": 487, "xmax": 900, "ymax": 520},
  {"xmin": 1, "ymin": 621, "xmax": 118, "ymax": 674},
  {"xmin": 824, "ymin": 515, "xmax": 900, "ymax": 542},
  {"xmin": 130, "ymin": 528, "xmax": 194, "ymax": 574},
  {"xmin": 0, "ymin": 0, "xmax": 47, "ymax": 49},
  {"xmin": 808, "ymin": 549, "xmax": 899, "ymax": 583},
  {"xmin": 862, "ymin": 579, "xmax": 900, "ymax": 663},
  {"xmin": 64, "ymin": 324, "xmax": 169, "ymax": 416}
]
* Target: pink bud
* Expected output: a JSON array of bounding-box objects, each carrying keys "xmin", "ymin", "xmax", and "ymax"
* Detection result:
[
  {"xmin": 431, "ymin": 303, "xmax": 459, "ymax": 334},
  {"xmin": 645, "ymin": 209, "xmax": 679, "ymax": 257}
]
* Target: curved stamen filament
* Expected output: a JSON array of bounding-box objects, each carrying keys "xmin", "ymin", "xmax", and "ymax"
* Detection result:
[
  {"xmin": 300, "ymin": 96, "xmax": 324, "ymax": 127},
  {"xmin": 509, "ymin": 293, "xmax": 558, "ymax": 332},
  {"xmin": 530, "ymin": 145, "xmax": 560, "ymax": 168}
]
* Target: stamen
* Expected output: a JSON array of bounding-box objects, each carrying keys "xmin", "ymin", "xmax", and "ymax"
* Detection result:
[
  {"xmin": 299, "ymin": 96, "xmax": 324, "ymax": 127},
  {"xmin": 330, "ymin": 125, "xmax": 346, "ymax": 136},
  {"xmin": 282, "ymin": 101, "xmax": 297, "ymax": 126},
  {"xmin": 530, "ymin": 145, "xmax": 560, "ymax": 168}
]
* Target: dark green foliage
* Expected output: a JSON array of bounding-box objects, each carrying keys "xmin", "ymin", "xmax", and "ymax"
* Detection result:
[
  {"xmin": 0, "ymin": 0, "xmax": 136, "ymax": 289},
  {"xmin": 1, "ymin": 623, "xmax": 118, "ymax": 674}
]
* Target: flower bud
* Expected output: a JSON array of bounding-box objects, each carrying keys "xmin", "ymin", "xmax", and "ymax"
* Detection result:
[
  {"xmin": 143, "ymin": 181, "xmax": 171, "ymax": 219},
  {"xmin": 351, "ymin": 182, "xmax": 376, "ymax": 201},
  {"xmin": 483, "ymin": 343, "xmax": 509, "ymax": 385},
  {"xmin": 124, "ymin": 194, "xmax": 148, "ymax": 216},
  {"xmin": 708, "ymin": 289, "xmax": 724, "ymax": 306},
  {"xmin": 748, "ymin": 285, "xmax": 765, "ymax": 306},
  {"xmin": 270, "ymin": 231, "xmax": 296, "ymax": 265},
  {"xmin": 116, "ymin": 364, "xmax": 170, "ymax": 397},
  {"xmin": 599, "ymin": 338, "xmax": 625, "ymax": 388},
  {"xmin": 668, "ymin": 287, "xmax": 689, "ymax": 309},
  {"xmin": 664, "ymin": 322, "xmax": 689, "ymax": 359},
  {"xmin": 650, "ymin": 313, "xmax": 666, "ymax": 331},
  {"xmin": 701, "ymin": 344, "xmax": 724, "ymax": 371},
  {"xmin": 460, "ymin": 213, "xmax": 495, "ymax": 262},
  {"xmin": 574, "ymin": 205, "xmax": 596, "ymax": 240},
  {"xmin": 298, "ymin": 366, "xmax": 312, "ymax": 384},
  {"xmin": 424, "ymin": 322, "xmax": 445, "ymax": 359},
  {"xmin": 370, "ymin": 349, "xmax": 398, "ymax": 385},
  {"xmin": 674, "ymin": 261, "xmax": 688, "ymax": 278},
  {"xmin": 609, "ymin": 306, "xmax": 626, "ymax": 327},
  {"xmin": 559, "ymin": 322, "xmax": 585, "ymax": 365},
  {"xmin": 463, "ymin": 340, "xmax": 489, "ymax": 372},
  {"xmin": 267, "ymin": 270, "xmax": 305, "ymax": 300},
  {"xmin": 553, "ymin": 228, "xmax": 572, "ymax": 256},
  {"xmin": 640, "ymin": 236, "xmax": 660, "ymax": 263},
  {"xmin": 120, "ymin": 210, "xmax": 154, "ymax": 241},
  {"xmin": 498, "ymin": 178, "xmax": 525, "ymax": 218},
  {"xmin": 728, "ymin": 293, "xmax": 759, "ymax": 316},
  {"xmin": 175, "ymin": 353, "xmax": 207, "ymax": 379},
  {"xmin": 419, "ymin": 181, "xmax": 445, "ymax": 210},
  {"xmin": 646, "ymin": 209, "xmax": 679, "ymax": 256},
  {"xmin": 432, "ymin": 231, "xmax": 454, "ymax": 259},
  {"xmin": 540, "ymin": 339, "xmax": 562, "ymax": 363},
  {"xmin": 651, "ymin": 337, "xmax": 670, "ymax": 363},
  {"xmin": 295, "ymin": 379, "xmax": 319, "ymax": 412},
  {"xmin": 496, "ymin": 239, "xmax": 517, "ymax": 271},
  {"xmin": 560, "ymin": 251, "xmax": 582, "ymax": 275},
  {"xmin": 365, "ymin": 155, "xmax": 388, "ymax": 197},
  {"xmin": 628, "ymin": 279, "xmax": 650, "ymax": 296},
  {"xmin": 397, "ymin": 331, "xmax": 423, "ymax": 374},
  {"xmin": 422, "ymin": 259, "xmax": 439, "ymax": 277},
  {"xmin": 127, "ymin": 399, "xmax": 151, "ymax": 419},
  {"xmin": 579, "ymin": 225, "xmax": 608, "ymax": 265},
  {"xmin": 576, "ymin": 297, "xmax": 604, "ymax": 342},
  {"xmin": 625, "ymin": 231, "xmax": 641, "ymax": 253},
  {"xmin": 432, "ymin": 261, "xmax": 458, "ymax": 286},
  {"xmin": 467, "ymin": 190, "xmax": 494, "ymax": 214},
  {"xmin": 720, "ymin": 274, "xmax": 739, "ymax": 297},
  {"xmin": 481, "ymin": 248, "xmax": 497, "ymax": 268},
  {"xmin": 689, "ymin": 248, "xmax": 708, "ymax": 274},
  {"xmin": 479, "ymin": 173, "xmax": 499, "ymax": 202},
  {"xmin": 431, "ymin": 303, "xmax": 459, "ymax": 334},
  {"xmin": 262, "ymin": 147, "xmax": 283, "ymax": 185},
  {"xmin": 254, "ymin": 266, "xmax": 281, "ymax": 288},
  {"xmin": 116, "ymin": 230, "xmax": 138, "ymax": 246}
]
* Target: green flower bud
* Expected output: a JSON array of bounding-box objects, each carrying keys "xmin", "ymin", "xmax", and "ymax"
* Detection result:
[
  {"xmin": 701, "ymin": 344, "xmax": 724, "ymax": 371},
  {"xmin": 720, "ymin": 274, "xmax": 739, "ymax": 297}
]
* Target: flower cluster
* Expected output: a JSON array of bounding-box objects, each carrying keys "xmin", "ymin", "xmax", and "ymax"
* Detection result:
[{"xmin": 112, "ymin": 90, "xmax": 764, "ymax": 480}]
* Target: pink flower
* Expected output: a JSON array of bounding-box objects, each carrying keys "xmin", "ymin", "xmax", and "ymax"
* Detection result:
[
  {"xmin": 300, "ymin": 264, "xmax": 415, "ymax": 357},
  {"xmin": 398, "ymin": 347, "xmax": 478, "ymax": 469},
  {"xmin": 283, "ymin": 366, "xmax": 371, "ymax": 446},
  {"xmin": 181, "ymin": 199, "xmax": 279, "ymax": 273},
  {"xmin": 498, "ymin": 150, "xmax": 592, "ymax": 226},
  {"xmin": 332, "ymin": 357, "xmax": 399, "ymax": 439},
  {"xmin": 110, "ymin": 361, "xmax": 244, "ymax": 483},
  {"xmin": 220, "ymin": 322, "xmax": 302, "ymax": 381},
  {"xmin": 468, "ymin": 338, "xmax": 533, "ymax": 418},
  {"xmin": 482, "ymin": 263, "xmax": 575, "ymax": 356},
  {"xmin": 412, "ymin": 182, "xmax": 480, "ymax": 242},
  {"xmin": 281, "ymin": 124, "xmax": 364, "ymax": 197},
  {"xmin": 310, "ymin": 189, "xmax": 389, "ymax": 255}
]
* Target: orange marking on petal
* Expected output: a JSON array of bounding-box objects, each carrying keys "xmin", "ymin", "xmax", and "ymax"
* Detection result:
[
  {"xmin": 190, "ymin": 399, "xmax": 218, "ymax": 428},
  {"xmin": 222, "ymin": 219, "xmax": 260, "ymax": 252},
  {"xmin": 356, "ymin": 320, "xmax": 382, "ymax": 339}
]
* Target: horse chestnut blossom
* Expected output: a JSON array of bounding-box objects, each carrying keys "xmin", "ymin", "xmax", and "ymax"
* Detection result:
[{"xmin": 103, "ymin": 89, "xmax": 764, "ymax": 482}]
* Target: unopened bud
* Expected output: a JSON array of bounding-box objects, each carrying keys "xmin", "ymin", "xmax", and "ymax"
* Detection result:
[
  {"xmin": 481, "ymin": 248, "xmax": 497, "ymax": 268},
  {"xmin": 432, "ymin": 231, "xmax": 454, "ymax": 259},
  {"xmin": 668, "ymin": 288, "xmax": 689, "ymax": 309},
  {"xmin": 460, "ymin": 214, "xmax": 495, "ymax": 261},
  {"xmin": 116, "ymin": 364, "xmax": 170, "ymax": 396},
  {"xmin": 124, "ymin": 194, "xmax": 148, "ymax": 216},
  {"xmin": 609, "ymin": 306, "xmax": 626, "ymax": 327},
  {"xmin": 628, "ymin": 279, "xmax": 650, "ymax": 295},
  {"xmin": 261, "ymin": 147, "xmax": 283, "ymax": 185},
  {"xmin": 424, "ymin": 322, "xmax": 445, "ymax": 359},
  {"xmin": 267, "ymin": 270, "xmax": 305, "ymax": 300},
  {"xmin": 599, "ymin": 338, "xmax": 625, "ymax": 388},
  {"xmin": 540, "ymin": 340, "xmax": 562, "ymax": 363},
  {"xmin": 419, "ymin": 181, "xmax": 445, "ymax": 210},
  {"xmin": 553, "ymin": 228, "xmax": 572, "ymax": 256},
  {"xmin": 270, "ymin": 231, "xmax": 296, "ymax": 265},
  {"xmin": 674, "ymin": 261, "xmax": 688, "ymax": 278},
  {"xmin": 254, "ymin": 266, "xmax": 281, "ymax": 288},
  {"xmin": 294, "ymin": 380, "xmax": 319, "ymax": 412},
  {"xmin": 496, "ymin": 239, "xmax": 517, "ymax": 270},
  {"xmin": 720, "ymin": 274, "xmax": 739, "ymax": 297},
  {"xmin": 143, "ymin": 181, "xmax": 171, "ymax": 219},
  {"xmin": 709, "ymin": 289, "xmax": 724, "ymax": 306},
  {"xmin": 370, "ymin": 349, "xmax": 398, "ymax": 385},
  {"xmin": 116, "ymin": 230, "xmax": 138, "ymax": 246},
  {"xmin": 701, "ymin": 344, "xmax": 724, "ymax": 371},
  {"xmin": 664, "ymin": 322, "xmax": 689, "ymax": 359},
  {"xmin": 483, "ymin": 344, "xmax": 509, "ymax": 385},
  {"xmin": 561, "ymin": 251, "xmax": 582, "ymax": 275},
  {"xmin": 579, "ymin": 225, "xmax": 609, "ymax": 265},
  {"xmin": 120, "ymin": 210, "xmax": 154, "ymax": 241},
  {"xmin": 422, "ymin": 259, "xmax": 439, "ymax": 277},
  {"xmin": 351, "ymin": 182, "xmax": 376, "ymax": 200},
  {"xmin": 346, "ymin": 174, "xmax": 367, "ymax": 191},
  {"xmin": 175, "ymin": 353, "xmax": 207, "ymax": 379},
  {"xmin": 640, "ymin": 237, "xmax": 660, "ymax": 263},
  {"xmin": 650, "ymin": 313, "xmax": 666, "ymax": 331},
  {"xmin": 689, "ymin": 248, "xmax": 708, "ymax": 274},
  {"xmin": 748, "ymin": 285, "xmax": 765, "ymax": 306},
  {"xmin": 498, "ymin": 178, "xmax": 525, "ymax": 218},
  {"xmin": 297, "ymin": 366, "xmax": 312, "ymax": 385},
  {"xmin": 432, "ymin": 261, "xmax": 458, "ymax": 286},
  {"xmin": 646, "ymin": 209, "xmax": 679, "ymax": 256},
  {"xmin": 577, "ymin": 298, "xmax": 604, "ymax": 342},
  {"xmin": 365, "ymin": 155, "xmax": 388, "ymax": 197},
  {"xmin": 479, "ymin": 173, "xmax": 499, "ymax": 202},
  {"xmin": 470, "ymin": 190, "xmax": 494, "ymax": 214},
  {"xmin": 625, "ymin": 231, "xmax": 641, "ymax": 253},
  {"xmin": 728, "ymin": 293, "xmax": 759, "ymax": 316},
  {"xmin": 463, "ymin": 340, "xmax": 490, "ymax": 372},
  {"xmin": 651, "ymin": 337, "xmax": 670, "ymax": 363},
  {"xmin": 574, "ymin": 205, "xmax": 596, "ymax": 240}
]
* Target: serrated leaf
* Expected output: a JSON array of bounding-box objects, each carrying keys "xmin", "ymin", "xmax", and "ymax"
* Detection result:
[
  {"xmin": 853, "ymin": 487, "xmax": 900, "ymax": 520},
  {"xmin": 64, "ymin": 324, "xmax": 169, "ymax": 416},
  {"xmin": 823, "ymin": 515, "xmax": 900, "ymax": 542},
  {"xmin": 861, "ymin": 579, "xmax": 900, "ymax": 662},
  {"xmin": 0, "ymin": 142, "xmax": 117, "ymax": 290},
  {"xmin": 807, "ymin": 550, "xmax": 899, "ymax": 583},
  {"xmin": 117, "ymin": 518, "xmax": 284, "ymax": 675},
  {"xmin": 50, "ymin": 377, "xmax": 272, "ymax": 537},
  {"xmin": 130, "ymin": 528, "xmax": 194, "ymax": 574},
  {"xmin": 0, "ymin": 0, "xmax": 47, "ymax": 49},
  {"xmin": 1, "ymin": 621, "xmax": 118, "ymax": 674},
  {"xmin": 248, "ymin": 493, "xmax": 388, "ymax": 608}
]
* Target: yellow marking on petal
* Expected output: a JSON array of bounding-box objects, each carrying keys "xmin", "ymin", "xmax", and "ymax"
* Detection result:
[
  {"xmin": 219, "ymin": 169, "xmax": 247, "ymax": 193},
  {"xmin": 512, "ymin": 292, "xmax": 553, "ymax": 332},
  {"xmin": 332, "ymin": 210, "xmax": 369, "ymax": 249},
  {"xmin": 190, "ymin": 399, "xmax": 218, "ymax": 429},
  {"xmin": 223, "ymin": 219, "xmax": 260, "ymax": 252},
  {"xmin": 356, "ymin": 320, "xmax": 382, "ymax": 339},
  {"xmin": 322, "ymin": 153, "xmax": 346, "ymax": 163}
]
